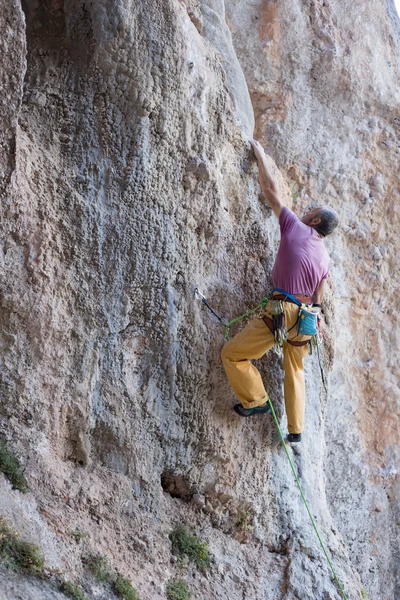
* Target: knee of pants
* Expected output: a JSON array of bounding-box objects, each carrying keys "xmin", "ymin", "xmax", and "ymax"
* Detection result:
[
  {"xmin": 284, "ymin": 350, "xmax": 307, "ymax": 371},
  {"xmin": 285, "ymin": 361, "xmax": 305, "ymax": 373},
  {"xmin": 221, "ymin": 341, "xmax": 234, "ymax": 362}
]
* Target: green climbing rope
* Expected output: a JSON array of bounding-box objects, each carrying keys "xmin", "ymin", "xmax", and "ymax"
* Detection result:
[
  {"xmin": 224, "ymin": 297, "xmax": 269, "ymax": 340},
  {"xmin": 267, "ymin": 397, "xmax": 348, "ymax": 600}
]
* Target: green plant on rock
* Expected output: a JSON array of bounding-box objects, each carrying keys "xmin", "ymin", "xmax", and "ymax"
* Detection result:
[
  {"xmin": 0, "ymin": 439, "xmax": 28, "ymax": 493},
  {"xmin": 113, "ymin": 573, "xmax": 138, "ymax": 600},
  {"xmin": 59, "ymin": 580, "xmax": 88, "ymax": 600},
  {"xmin": 84, "ymin": 551, "xmax": 112, "ymax": 583},
  {"xmin": 361, "ymin": 588, "xmax": 368, "ymax": 599},
  {"xmin": 166, "ymin": 577, "xmax": 190, "ymax": 600},
  {"xmin": 70, "ymin": 528, "xmax": 88, "ymax": 544},
  {"xmin": 169, "ymin": 524, "xmax": 210, "ymax": 570},
  {"xmin": 0, "ymin": 519, "xmax": 44, "ymax": 575},
  {"xmin": 83, "ymin": 551, "xmax": 138, "ymax": 599},
  {"xmin": 235, "ymin": 508, "xmax": 254, "ymax": 533}
]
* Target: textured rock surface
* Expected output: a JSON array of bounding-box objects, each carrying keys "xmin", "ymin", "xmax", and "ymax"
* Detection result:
[
  {"xmin": 0, "ymin": 0, "xmax": 398, "ymax": 599},
  {"xmin": 225, "ymin": 1, "xmax": 400, "ymax": 598}
]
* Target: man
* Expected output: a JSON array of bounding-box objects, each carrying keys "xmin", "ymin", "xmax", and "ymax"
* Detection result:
[{"xmin": 221, "ymin": 139, "xmax": 338, "ymax": 443}]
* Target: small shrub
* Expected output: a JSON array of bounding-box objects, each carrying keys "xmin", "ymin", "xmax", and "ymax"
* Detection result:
[
  {"xmin": 166, "ymin": 578, "xmax": 190, "ymax": 600},
  {"xmin": 0, "ymin": 519, "xmax": 44, "ymax": 574},
  {"xmin": 70, "ymin": 528, "xmax": 88, "ymax": 544},
  {"xmin": 59, "ymin": 580, "xmax": 88, "ymax": 600},
  {"xmin": 0, "ymin": 439, "xmax": 28, "ymax": 492},
  {"xmin": 236, "ymin": 509, "xmax": 254, "ymax": 532},
  {"xmin": 113, "ymin": 573, "xmax": 138, "ymax": 600},
  {"xmin": 84, "ymin": 552, "xmax": 112, "ymax": 583},
  {"xmin": 169, "ymin": 524, "xmax": 210, "ymax": 570},
  {"xmin": 83, "ymin": 552, "xmax": 138, "ymax": 599},
  {"xmin": 361, "ymin": 589, "xmax": 368, "ymax": 599}
]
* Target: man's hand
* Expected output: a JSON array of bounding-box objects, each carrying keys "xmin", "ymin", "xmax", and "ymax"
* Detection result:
[
  {"xmin": 250, "ymin": 139, "xmax": 266, "ymax": 161},
  {"xmin": 250, "ymin": 139, "xmax": 284, "ymax": 218}
]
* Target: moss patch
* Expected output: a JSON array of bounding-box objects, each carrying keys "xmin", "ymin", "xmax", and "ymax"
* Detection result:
[
  {"xmin": 0, "ymin": 519, "xmax": 44, "ymax": 575},
  {"xmin": 166, "ymin": 578, "xmax": 190, "ymax": 600},
  {"xmin": 59, "ymin": 580, "xmax": 88, "ymax": 600},
  {"xmin": 169, "ymin": 524, "xmax": 210, "ymax": 570},
  {"xmin": 235, "ymin": 508, "xmax": 254, "ymax": 533},
  {"xmin": 113, "ymin": 573, "xmax": 138, "ymax": 600},
  {"xmin": 84, "ymin": 552, "xmax": 113, "ymax": 583},
  {"xmin": 83, "ymin": 552, "xmax": 138, "ymax": 599},
  {"xmin": 0, "ymin": 439, "xmax": 28, "ymax": 493},
  {"xmin": 69, "ymin": 528, "xmax": 88, "ymax": 544}
]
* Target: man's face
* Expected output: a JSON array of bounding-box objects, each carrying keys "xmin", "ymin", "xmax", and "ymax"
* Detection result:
[{"xmin": 301, "ymin": 206, "xmax": 322, "ymax": 226}]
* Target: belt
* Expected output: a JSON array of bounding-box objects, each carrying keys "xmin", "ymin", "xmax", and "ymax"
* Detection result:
[{"xmin": 273, "ymin": 293, "xmax": 312, "ymax": 305}]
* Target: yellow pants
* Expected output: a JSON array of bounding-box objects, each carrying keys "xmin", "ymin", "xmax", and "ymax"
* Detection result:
[{"xmin": 221, "ymin": 301, "xmax": 310, "ymax": 434}]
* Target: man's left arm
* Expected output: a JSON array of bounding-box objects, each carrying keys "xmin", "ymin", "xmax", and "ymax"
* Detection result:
[{"xmin": 312, "ymin": 278, "xmax": 327, "ymax": 306}]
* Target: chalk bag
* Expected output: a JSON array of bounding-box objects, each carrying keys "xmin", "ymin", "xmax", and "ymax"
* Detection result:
[{"xmin": 297, "ymin": 306, "xmax": 318, "ymax": 336}]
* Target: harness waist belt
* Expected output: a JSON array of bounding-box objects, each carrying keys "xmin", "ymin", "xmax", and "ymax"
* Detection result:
[{"xmin": 273, "ymin": 293, "xmax": 312, "ymax": 305}]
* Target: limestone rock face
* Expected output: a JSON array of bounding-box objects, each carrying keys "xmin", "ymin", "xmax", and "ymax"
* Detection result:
[
  {"xmin": 0, "ymin": 1, "xmax": 398, "ymax": 599},
  {"xmin": 225, "ymin": 1, "xmax": 400, "ymax": 598}
]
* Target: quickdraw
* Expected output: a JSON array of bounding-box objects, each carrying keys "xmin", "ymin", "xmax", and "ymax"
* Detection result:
[
  {"xmin": 271, "ymin": 299, "xmax": 288, "ymax": 353},
  {"xmin": 309, "ymin": 329, "xmax": 327, "ymax": 392}
]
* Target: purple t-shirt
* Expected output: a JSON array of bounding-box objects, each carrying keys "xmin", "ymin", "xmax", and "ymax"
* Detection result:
[{"xmin": 271, "ymin": 207, "xmax": 330, "ymax": 296}]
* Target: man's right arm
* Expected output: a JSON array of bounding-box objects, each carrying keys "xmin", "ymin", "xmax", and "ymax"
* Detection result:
[
  {"xmin": 312, "ymin": 278, "xmax": 327, "ymax": 305},
  {"xmin": 250, "ymin": 139, "xmax": 284, "ymax": 218}
]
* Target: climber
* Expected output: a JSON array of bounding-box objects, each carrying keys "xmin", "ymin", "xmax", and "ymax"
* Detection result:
[{"xmin": 221, "ymin": 139, "xmax": 338, "ymax": 443}]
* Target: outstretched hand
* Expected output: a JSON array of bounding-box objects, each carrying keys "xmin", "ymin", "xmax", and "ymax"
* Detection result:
[{"xmin": 250, "ymin": 139, "xmax": 265, "ymax": 160}]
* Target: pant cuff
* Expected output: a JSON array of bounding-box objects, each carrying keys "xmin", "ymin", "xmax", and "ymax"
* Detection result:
[{"xmin": 241, "ymin": 394, "xmax": 269, "ymax": 409}]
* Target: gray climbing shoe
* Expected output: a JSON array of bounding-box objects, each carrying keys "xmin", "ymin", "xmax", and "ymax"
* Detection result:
[
  {"xmin": 286, "ymin": 433, "xmax": 302, "ymax": 443},
  {"xmin": 233, "ymin": 402, "xmax": 271, "ymax": 417},
  {"xmin": 272, "ymin": 431, "xmax": 302, "ymax": 447}
]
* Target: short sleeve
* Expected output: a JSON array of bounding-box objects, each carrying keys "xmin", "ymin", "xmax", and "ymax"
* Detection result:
[
  {"xmin": 279, "ymin": 207, "xmax": 301, "ymax": 234},
  {"xmin": 322, "ymin": 260, "xmax": 331, "ymax": 280}
]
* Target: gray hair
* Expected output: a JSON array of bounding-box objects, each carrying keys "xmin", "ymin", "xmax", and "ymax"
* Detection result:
[{"xmin": 314, "ymin": 207, "xmax": 339, "ymax": 237}]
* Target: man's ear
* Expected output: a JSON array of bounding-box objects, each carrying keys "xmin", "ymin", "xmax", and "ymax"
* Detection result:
[{"xmin": 311, "ymin": 217, "xmax": 321, "ymax": 226}]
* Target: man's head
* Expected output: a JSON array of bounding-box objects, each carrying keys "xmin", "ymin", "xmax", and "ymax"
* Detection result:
[{"xmin": 301, "ymin": 206, "xmax": 339, "ymax": 237}]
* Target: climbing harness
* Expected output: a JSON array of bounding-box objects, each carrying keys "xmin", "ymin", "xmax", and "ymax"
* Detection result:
[
  {"xmin": 195, "ymin": 286, "xmax": 327, "ymax": 389},
  {"xmin": 195, "ymin": 287, "xmax": 347, "ymax": 599},
  {"xmin": 273, "ymin": 287, "xmax": 318, "ymax": 336},
  {"xmin": 262, "ymin": 290, "xmax": 313, "ymax": 353},
  {"xmin": 268, "ymin": 397, "xmax": 348, "ymax": 600},
  {"xmin": 269, "ymin": 288, "xmax": 327, "ymax": 390}
]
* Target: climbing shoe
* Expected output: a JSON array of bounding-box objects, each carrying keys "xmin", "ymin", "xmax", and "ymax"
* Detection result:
[
  {"xmin": 286, "ymin": 433, "xmax": 302, "ymax": 443},
  {"xmin": 233, "ymin": 402, "xmax": 271, "ymax": 417}
]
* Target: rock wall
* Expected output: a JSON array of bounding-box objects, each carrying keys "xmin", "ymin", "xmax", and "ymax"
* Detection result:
[
  {"xmin": 0, "ymin": 1, "xmax": 398, "ymax": 599},
  {"xmin": 224, "ymin": 1, "xmax": 400, "ymax": 598}
]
